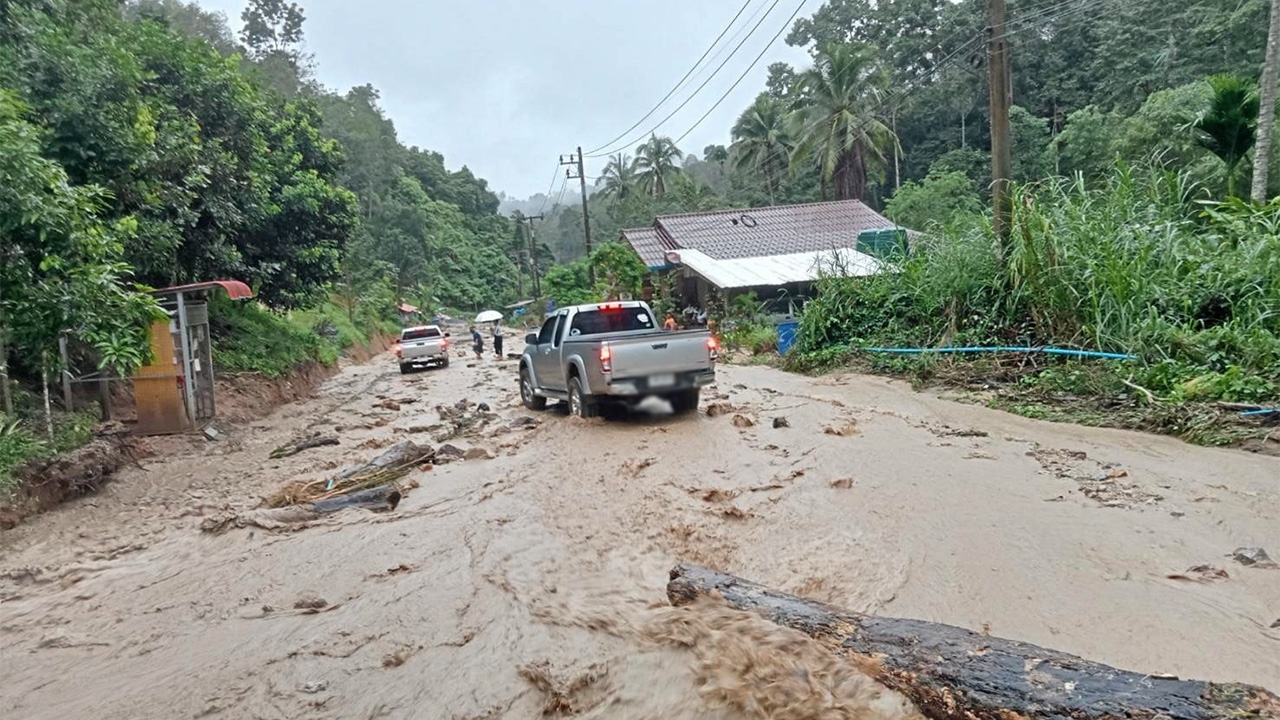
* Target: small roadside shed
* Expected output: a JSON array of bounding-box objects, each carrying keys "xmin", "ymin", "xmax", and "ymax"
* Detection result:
[{"xmin": 134, "ymin": 280, "xmax": 253, "ymax": 435}]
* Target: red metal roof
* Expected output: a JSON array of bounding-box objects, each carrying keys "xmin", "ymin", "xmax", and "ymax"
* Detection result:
[
  {"xmin": 153, "ymin": 280, "xmax": 254, "ymax": 299},
  {"xmin": 653, "ymin": 199, "xmax": 900, "ymax": 261},
  {"xmin": 398, "ymin": 303, "xmax": 419, "ymax": 313}
]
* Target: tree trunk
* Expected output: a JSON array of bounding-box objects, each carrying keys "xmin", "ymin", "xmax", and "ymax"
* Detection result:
[
  {"xmin": 893, "ymin": 108, "xmax": 901, "ymax": 191},
  {"xmin": 667, "ymin": 564, "xmax": 1279, "ymax": 720},
  {"xmin": 41, "ymin": 352, "xmax": 54, "ymax": 440},
  {"xmin": 0, "ymin": 306, "xmax": 12, "ymax": 416},
  {"xmin": 961, "ymin": 111, "xmax": 967, "ymax": 147},
  {"xmin": 1252, "ymin": 0, "xmax": 1280, "ymax": 202},
  {"xmin": 834, "ymin": 148, "xmax": 867, "ymax": 201}
]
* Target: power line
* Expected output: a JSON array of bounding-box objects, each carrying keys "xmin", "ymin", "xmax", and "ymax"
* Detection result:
[
  {"xmin": 582, "ymin": 0, "xmax": 757, "ymax": 156},
  {"xmin": 673, "ymin": 0, "xmax": 812, "ymax": 146},
  {"xmin": 585, "ymin": 0, "xmax": 785, "ymax": 158},
  {"xmin": 536, "ymin": 163, "xmax": 562, "ymax": 216}
]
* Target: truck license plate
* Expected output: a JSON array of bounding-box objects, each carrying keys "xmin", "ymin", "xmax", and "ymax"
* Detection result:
[{"xmin": 649, "ymin": 373, "xmax": 675, "ymax": 388}]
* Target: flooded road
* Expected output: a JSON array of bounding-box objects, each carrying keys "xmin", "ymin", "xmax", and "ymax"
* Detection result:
[{"xmin": 2, "ymin": 346, "xmax": 1278, "ymax": 719}]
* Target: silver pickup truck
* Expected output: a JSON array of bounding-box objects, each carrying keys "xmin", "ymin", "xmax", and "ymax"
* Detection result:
[
  {"xmin": 518, "ymin": 301, "xmax": 717, "ymax": 417},
  {"xmin": 396, "ymin": 325, "xmax": 450, "ymax": 373}
]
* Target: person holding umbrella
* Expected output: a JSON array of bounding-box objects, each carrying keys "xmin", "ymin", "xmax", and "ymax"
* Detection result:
[{"xmin": 474, "ymin": 310, "xmax": 503, "ymax": 359}]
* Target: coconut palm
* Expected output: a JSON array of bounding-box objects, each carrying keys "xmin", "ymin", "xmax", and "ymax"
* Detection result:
[
  {"xmin": 731, "ymin": 94, "xmax": 793, "ymax": 205},
  {"xmin": 594, "ymin": 153, "xmax": 636, "ymax": 206},
  {"xmin": 1192, "ymin": 74, "xmax": 1260, "ymax": 198},
  {"xmin": 633, "ymin": 134, "xmax": 683, "ymax": 198},
  {"xmin": 788, "ymin": 44, "xmax": 896, "ymax": 202}
]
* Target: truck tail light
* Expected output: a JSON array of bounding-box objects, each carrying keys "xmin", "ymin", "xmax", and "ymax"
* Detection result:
[
  {"xmin": 600, "ymin": 344, "xmax": 612, "ymax": 373},
  {"xmin": 598, "ymin": 303, "xmax": 622, "ymax": 311},
  {"xmin": 707, "ymin": 336, "xmax": 719, "ymax": 362}
]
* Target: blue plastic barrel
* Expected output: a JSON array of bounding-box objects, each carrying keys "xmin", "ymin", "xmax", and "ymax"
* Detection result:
[{"xmin": 777, "ymin": 321, "xmax": 800, "ymax": 354}]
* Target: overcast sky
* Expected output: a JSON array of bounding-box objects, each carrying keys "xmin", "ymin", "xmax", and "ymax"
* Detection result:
[{"xmin": 195, "ymin": 0, "xmax": 813, "ymax": 198}]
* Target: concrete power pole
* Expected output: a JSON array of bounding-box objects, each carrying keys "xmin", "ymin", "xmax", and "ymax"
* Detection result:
[
  {"xmin": 987, "ymin": 0, "xmax": 1013, "ymax": 248},
  {"xmin": 561, "ymin": 149, "xmax": 594, "ymax": 284},
  {"xmin": 1252, "ymin": 0, "xmax": 1280, "ymax": 202},
  {"xmin": 523, "ymin": 214, "xmax": 544, "ymax": 298}
]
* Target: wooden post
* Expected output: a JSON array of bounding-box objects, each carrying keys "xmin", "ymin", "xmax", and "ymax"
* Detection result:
[
  {"xmin": 58, "ymin": 335, "xmax": 73, "ymax": 412},
  {"xmin": 1252, "ymin": 0, "xmax": 1280, "ymax": 202},
  {"xmin": 175, "ymin": 291, "xmax": 197, "ymax": 425},
  {"xmin": 41, "ymin": 352, "xmax": 54, "ymax": 440},
  {"xmin": 98, "ymin": 372, "xmax": 112, "ymax": 421},
  {"xmin": 987, "ymin": 0, "xmax": 1013, "ymax": 248},
  {"xmin": 0, "ymin": 306, "xmax": 11, "ymax": 416}
]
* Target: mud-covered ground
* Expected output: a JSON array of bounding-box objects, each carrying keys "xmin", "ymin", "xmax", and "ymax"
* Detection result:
[{"xmin": 2, "ymin": 345, "xmax": 1277, "ymax": 719}]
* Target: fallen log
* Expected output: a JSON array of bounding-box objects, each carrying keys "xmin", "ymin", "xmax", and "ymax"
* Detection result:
[
  {"xmin": 269, "ymin": 434, "xmax": 339, "ymax": 459},
  {"xmin": 667, "ymin": 564, "xmax": 1279, "ymax": 720},
  {"xmin": 202, "ymin": 485, "xmax": 401, "ymax": 534},
  {"xmin": 310, "ymin": 485, "xmax": 401, "ymax": 514}
]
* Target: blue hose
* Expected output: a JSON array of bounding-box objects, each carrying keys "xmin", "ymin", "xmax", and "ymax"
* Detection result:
[
  {"xmin": 860, "ymin": 345, "xmax": 1137, "ymax": 361},
  {"xmin": 1240, "ymin": 408, "xmax": 1280, "ymax": 417}
]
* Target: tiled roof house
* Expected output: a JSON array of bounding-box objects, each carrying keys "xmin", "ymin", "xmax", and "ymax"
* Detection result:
[{"xmin": 620, "ymin": 199, "xmax": 904, "ymax": 291}]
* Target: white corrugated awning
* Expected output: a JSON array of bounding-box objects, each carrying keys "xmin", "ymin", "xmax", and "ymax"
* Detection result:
[{"xmin": 667, "ymin": 247, "xmax": 885, "ymax": 290}]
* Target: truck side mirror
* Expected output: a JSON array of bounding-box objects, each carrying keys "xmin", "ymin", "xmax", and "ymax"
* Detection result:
[{"xmin": 525, "ymin": 333, "xmax": 539, "ymax": 345}]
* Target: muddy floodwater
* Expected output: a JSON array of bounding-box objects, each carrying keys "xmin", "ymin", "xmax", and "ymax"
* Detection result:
[{"xmin": 2, "ymin": 346, "xmax": 1278, "ymax": 719}]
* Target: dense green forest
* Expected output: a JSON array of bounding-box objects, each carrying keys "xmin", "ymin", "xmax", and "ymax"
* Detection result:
[{"xmin": 0, "ymin": 0, "xmax": 529, "ymax": 384}]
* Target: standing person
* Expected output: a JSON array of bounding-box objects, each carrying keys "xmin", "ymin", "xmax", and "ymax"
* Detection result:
[
  {"xmin": 470, "ymin": 326, "xmax": 484, "ymax": 360},
  {"xmin": 492, "ymin": 321, "xmax": 505, "ymax": 359}
]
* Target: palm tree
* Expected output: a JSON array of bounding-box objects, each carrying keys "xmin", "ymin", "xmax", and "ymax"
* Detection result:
[
  {"xmin": 1192, "ymin": 74, "xmax": 1260, "ymax": 198},
  {"xmin": 633, "ymin": 134, "xmax": 683, "ymax": 198},
  {"xmin": 731, "ymin": 94, "xmax": 793, "ymax": 205},
  {"xmin": 594, "ymin": 153, "xmax": 636, "ymax": 206},
  {"xmin": 788, "ymin": 44, "xmax": 896, "ymax": 202}
]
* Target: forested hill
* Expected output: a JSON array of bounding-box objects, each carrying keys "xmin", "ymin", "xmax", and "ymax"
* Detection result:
[{"xmin": 0, "ymin": 0, "xmax": 523, "ymax": 365}]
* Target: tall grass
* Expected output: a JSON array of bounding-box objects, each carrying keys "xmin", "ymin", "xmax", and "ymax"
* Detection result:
[{"xmin": 796, "ymin": 164, "xmax": 1280, "ymax": 402}]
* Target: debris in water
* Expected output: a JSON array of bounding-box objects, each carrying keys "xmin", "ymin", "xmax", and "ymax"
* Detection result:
[
  {"xmin": 1232, "ymin": 547, "xmax": 1277, "ymax": 568},
  {"xmin": 824, "ymin": 420, "xmax": 859, "ymax": 437},
  {"xmin": 829, "ymin": 478, "xmax": 854, "ymax": 489},
  {"xmin": 1166, "ymin": 565, "xmax": 1230, "ymax": 582},
  {"xmin": 382, "ymin": 648, "xmax": 410, "ymax": 668},
  {"xmin": 377, "ymin": 399, "xmax": 401, "ymax": 411},
  {"xmin": 518, "ymin": 661, "xmax": 607, "ymax": 716},
  {"xmin": 293, "ymin": 595, "xmax": 328, "ymax": 610},
  {"xmin": 436, "ymin": 444, "xmax": 465, "ymax": 463},
  {"xmin": 732, "ymin": 414, "xmax": 755, "ymax": 428},
  {"xmin": 941, "ymin": 426, "xmax": 989, "ymax": 438},
  {"xmin": 463, "ymin": 447, "xmax": 492, "ymax": 461},
  {"xmin": 300, "ymin": 680, "xmax": 328, "ymax": 694},
  {"xmin": 705, "ymin": 402, "xmax": 735, "ymax": 418},
  {"xmin": 772, "ymin": 416, "xmax": 790, "ymax": 429},
  {"xmin": 477, "ymin": 402, "xmax": 491, "ymax": 412}
]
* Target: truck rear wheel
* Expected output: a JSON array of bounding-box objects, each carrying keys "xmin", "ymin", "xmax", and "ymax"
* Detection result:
[
  {"xmin": 568, "ymin": 377, "xmax": 596, "ymax": 418},
  {"xmin": 520, "ymin": 366, "xmax": 547, "ymax": 411},
  {"xmin": 399, "ymin": 363, "xmax": 412, "ymax": 375},
  {"xmin": 669, "ymin": 388, "xmax": 701, "ymax": 415}
]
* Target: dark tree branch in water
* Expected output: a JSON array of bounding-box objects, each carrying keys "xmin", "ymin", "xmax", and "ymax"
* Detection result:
[{"xmin": 667, "ymin": 564, "xmax": 1280, "ymax": 720}]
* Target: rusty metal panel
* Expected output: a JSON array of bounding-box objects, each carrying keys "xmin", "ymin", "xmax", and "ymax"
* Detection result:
[{"xmin": 134, "ymin": 320, "xmax": 189, "ymax": 435}]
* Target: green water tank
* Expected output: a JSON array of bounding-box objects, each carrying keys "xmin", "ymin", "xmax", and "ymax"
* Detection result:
[{"xmin": 856, "ymin": 228, "xmax": 908, "ymax": 260}]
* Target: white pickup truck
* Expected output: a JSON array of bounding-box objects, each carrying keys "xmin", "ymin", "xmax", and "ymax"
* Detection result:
[
  {"xmin": 518, "ymin": 301, "xmax": 717, "ymax": 417},
  {"xmin": 395, "ymin": 325, "xmax": 450, "ymax": 373}
]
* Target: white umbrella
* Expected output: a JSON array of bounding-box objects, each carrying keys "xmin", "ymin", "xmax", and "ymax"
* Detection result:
[{"xmin": 474, "ymin": 310, "xmax": 503, "ymax": 323}]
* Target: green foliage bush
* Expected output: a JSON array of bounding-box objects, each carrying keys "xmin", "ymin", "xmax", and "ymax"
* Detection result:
[
  {"xmin": 209, "ymin": 296, "xmax": 337, "ymax": 376},
  {"xmin": 795, "ymin": 164, "xmax": 1280, "ymax": 405}
]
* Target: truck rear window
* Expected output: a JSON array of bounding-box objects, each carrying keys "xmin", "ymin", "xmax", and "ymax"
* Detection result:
[
  {"xmin": 568, "ymin": 307, "xmax": 654, "ymax": 336},
  {"xmin": 401, "ymin": 327, "xmax": 441, "ymax": 341}
]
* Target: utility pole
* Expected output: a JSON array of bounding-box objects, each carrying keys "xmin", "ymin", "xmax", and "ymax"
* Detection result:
[
  {"xmin": 522, "ymin": 213, "xmax": 544, "ymax": 298},
  {"xmin": 987, "ymin": 0, "xmax": 1013, "ymax": 249},
  {"xmin": 1252, "ymin": 0, "xmax": 1280, "ymax": 202},
  {"xmin": 561, "ymin": 148, "xmax": 594, "ymax": 284}
]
